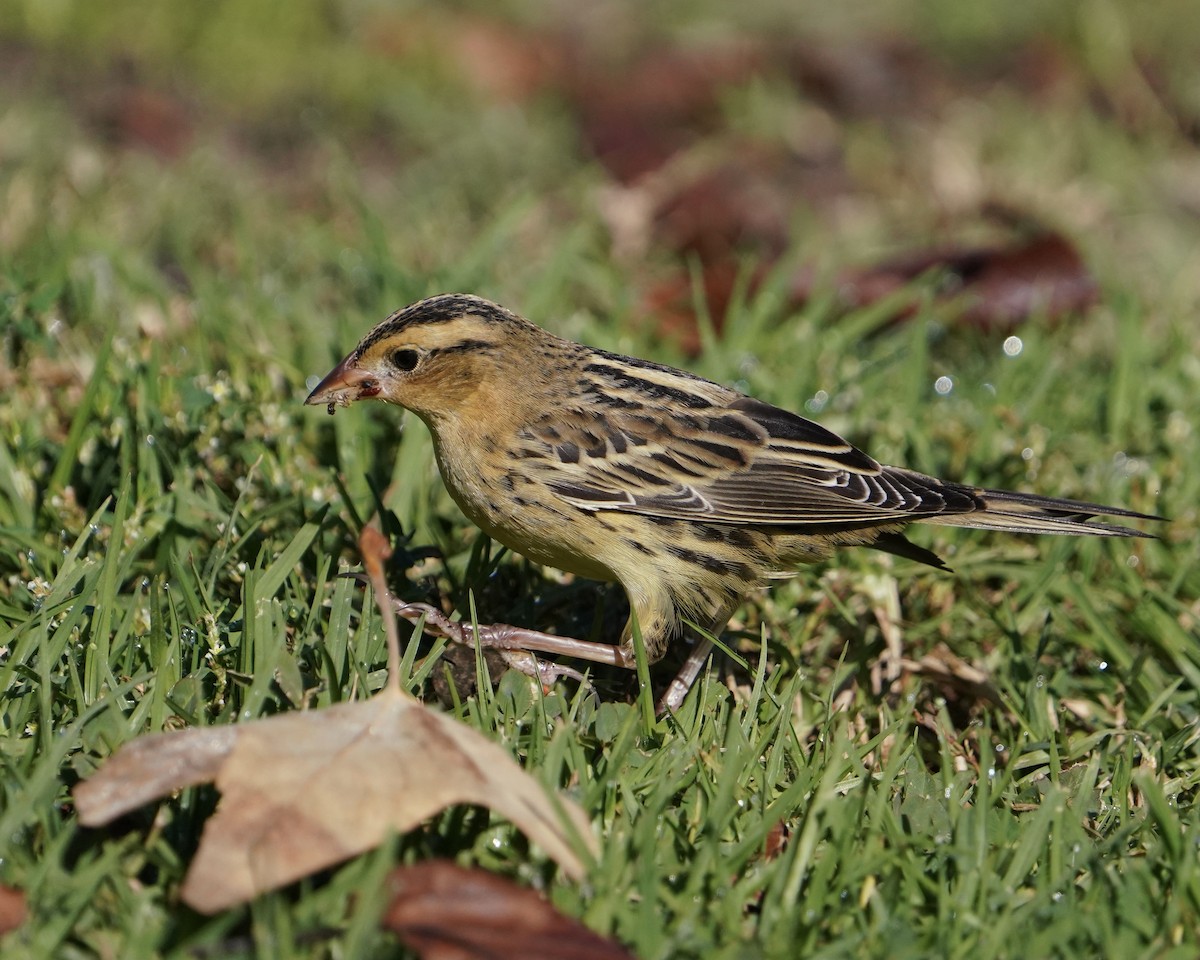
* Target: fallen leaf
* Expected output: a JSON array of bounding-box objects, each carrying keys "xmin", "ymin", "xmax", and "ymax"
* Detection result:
[
  {"xmin": 762, "ymin": 822, "xmax": 790, "ymax": 862},
  {"xmin": 74, "ymin": 525, "xmax": 595, "ymax": 914},
  {"xmin": 382, "ymin": 861, "xmax": 634, "ymax": 960},
  {"xmin": 72, "ymin": 725, "xmax": 240, "ymax": 824},
  {"xmin": 0, "ymin": 884, "xmax": 26, "ymax": 935},
  {"xmin": 569, "ymin": 40, "xmax": 766, "ymax": 183},
  {"xmin": 77, "ymin": 59, "xmax": 194, "ymax": 159},
  {"xmin": 651, "ymin": 154, "xmax": 796, "ymax": 264},
  {"xmin": 106, "ymin": 86, "xmax": 193, "ymax": 158},
  {"xmin": 645, "ymin": 230, "xmax": 1097, "ymax": 351},
  {"xmin": 833, "ymin": 232, "xmax": 1098, "ymax": 332},
  {"xmin": 76, "ymin": 686, "xmax": 592, "ymax": 913}
]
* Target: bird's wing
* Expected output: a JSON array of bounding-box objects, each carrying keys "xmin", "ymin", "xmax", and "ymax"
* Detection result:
[{"xmin": 519, "ymin": 394, "xmax": 982, "ymax": 528}]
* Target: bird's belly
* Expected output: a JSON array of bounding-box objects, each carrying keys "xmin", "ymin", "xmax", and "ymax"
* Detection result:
[{"xmin": 434, "ymin": 443, "xmax": 617, "ymax": 583}]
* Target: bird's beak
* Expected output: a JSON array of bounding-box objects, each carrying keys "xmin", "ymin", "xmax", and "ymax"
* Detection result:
[{"xmin": 304, "ymin": 353, "xmax": 383, "ymax": 414}]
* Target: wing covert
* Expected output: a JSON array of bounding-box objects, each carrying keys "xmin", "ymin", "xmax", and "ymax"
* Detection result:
[{"xmin": 519, "ymin": 394, "xmax": 982, "ymax": 527}]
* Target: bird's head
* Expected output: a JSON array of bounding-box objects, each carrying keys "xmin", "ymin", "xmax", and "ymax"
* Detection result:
[{"xmin": 305, "ymin": 294, "xmax": 540, "ymax": 422}]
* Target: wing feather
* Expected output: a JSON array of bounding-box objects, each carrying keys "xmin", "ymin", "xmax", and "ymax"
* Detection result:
[
  {"xmin": 516, "ymin": 358, "xmax": 1154, "ymax": 537},
  {"xmin": 524, "ymin": 394, "xmax": 980, "ymax": 528}
]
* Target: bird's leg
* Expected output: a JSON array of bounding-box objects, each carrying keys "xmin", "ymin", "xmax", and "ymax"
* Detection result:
[
  {"xmin": 385, "ymin": 598, "xmax": 634, "ymax": 682},
  {"xmin": 492, "ymin": 649, "xmax": 595, "ymax": 691},
  {"xmin": 654, "ymin": 603, "xmax": 735, "ymax": 713},
  {"xmin": 656, "ymin": 636, "xmax": 715, "ymax": 713},
  {"xmin": 375, "ymin": 588, "xmax": 723, "ymax": 711}
]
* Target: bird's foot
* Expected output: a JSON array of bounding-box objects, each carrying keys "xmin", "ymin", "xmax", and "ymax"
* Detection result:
[{"xmin": 384, "ymin": 598, "xmax": 618, "ymax": 694}]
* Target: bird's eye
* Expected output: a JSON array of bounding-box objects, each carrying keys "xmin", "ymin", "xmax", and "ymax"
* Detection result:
[{"xmin": 390, "ymin": 349, "xmax": 420, "ymax": 372}]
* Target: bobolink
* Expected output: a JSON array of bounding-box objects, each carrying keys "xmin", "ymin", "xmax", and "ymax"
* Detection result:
[{"xmin": 307, "ymin": 294, "xmax": 1157, "ymax": 709}]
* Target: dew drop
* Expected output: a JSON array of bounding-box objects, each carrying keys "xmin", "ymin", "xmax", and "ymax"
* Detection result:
[
  {"xmin": 934, "ymin": 376, "xmax": 953, "ymax": 396},
  {"xmin": 805, "ymin": 389, "xmax": 829, "ymax": 414},
  {"xmin": 1003, "ymin": 336, "xmax": 1023, "ymax": 357}
]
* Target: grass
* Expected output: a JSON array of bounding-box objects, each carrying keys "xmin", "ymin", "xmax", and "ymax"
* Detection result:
[{"xmin": 2, "ymin": 0, "xmax": 1199, "ymax": 957}]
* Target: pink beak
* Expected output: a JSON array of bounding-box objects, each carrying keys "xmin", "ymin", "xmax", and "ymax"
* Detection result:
[{"xmin": 304, "ymin": 353, "xmax": 382, "ymax": 413}]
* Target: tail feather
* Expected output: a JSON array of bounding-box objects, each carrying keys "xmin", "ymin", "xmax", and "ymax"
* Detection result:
[
  {"xmin": 922, "ymin": 487, "xmax": 1162, "ymax": 538},
  {"xmin": 870, "ymin": 531, "xmax": 953, "ymax": 569}
]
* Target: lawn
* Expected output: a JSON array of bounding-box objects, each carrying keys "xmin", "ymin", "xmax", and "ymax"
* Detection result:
[{"xmin": 1, "ymin": 1, "xmax": 1199, "ymax": 957}]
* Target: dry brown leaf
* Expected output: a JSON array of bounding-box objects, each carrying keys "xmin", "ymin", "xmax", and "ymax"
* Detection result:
[
  {"xmin": 832, "ymin": 232, "xmax": 1098, "ymax": 332},
  {"xmin": 104, "ymin": 86, "xmax": 193, "ymax": 158},
  {"xmin": 74, "ymin": 524, "xmax": 594, "ymax": 914},
  {"xmin": 73, "ymin": 725, "xmax": 240, "ymax": 823},
  {"xmin": 75, "ymin": 686, "xmax": 593, "ymax": 913},
  {"xmin": 0, "ymin": 884, "xmax": 26, "ymax": 935},
  {"xmin": 383, "ymin": 861, "xmax": 634, "ymax": 960},
  {"xmin": 569, "ymin": 40, "xmax": 765, "ymax": 183}
]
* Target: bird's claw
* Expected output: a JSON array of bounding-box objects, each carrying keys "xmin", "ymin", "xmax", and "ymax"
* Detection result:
[{"xmin": 379, "ymin": 595, "xmax": 596, "ymax": 695}]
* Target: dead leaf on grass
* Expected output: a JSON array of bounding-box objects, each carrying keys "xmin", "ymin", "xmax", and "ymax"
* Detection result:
[
  {"xmin": 832, "ymin": 231, "xmax": 1098, "ymax": 332},
  {"xmin": 645, "ymin": 229, "xmax": 1096, "ymax": 351},
  {"xmin": 74, "ymin": 526, "xmax": 595, "ymax": 914},
  {"xmin": 569, "ymin": 39, "xmax": 766, "ymax": 183},
  {"xmin": 75, "ymin": 688, "xmax": 592, "ymax": 913},
  {"xmin": 0, "ymin": 884, "xmax": 26, "ymax": 935},
  {"xmin": 382, "ymin": 861, "xmax": 634, "ymax": 960}
]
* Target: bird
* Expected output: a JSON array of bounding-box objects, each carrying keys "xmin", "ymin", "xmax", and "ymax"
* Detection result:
[{"xmin": 306, "ymin": 293, "xmax": 1158, "ymax": 710}]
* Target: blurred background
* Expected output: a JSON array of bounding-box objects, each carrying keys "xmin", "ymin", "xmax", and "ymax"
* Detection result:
[{"xmin": 4, "ymin": 0, "xmax": 1199, "ymax": 343}]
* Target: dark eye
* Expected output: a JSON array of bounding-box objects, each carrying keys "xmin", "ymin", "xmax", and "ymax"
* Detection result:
[{"xmin": 390, "ymin": 349, "xmax": 420, "ymax": 372}]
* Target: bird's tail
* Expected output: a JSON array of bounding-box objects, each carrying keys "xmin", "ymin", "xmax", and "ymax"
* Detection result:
[{"xmin": 922, "ymin": 486, "xmax": 1161, "ymax": 538}]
